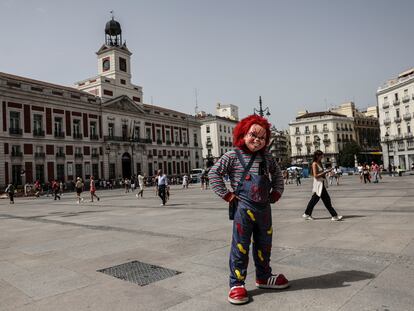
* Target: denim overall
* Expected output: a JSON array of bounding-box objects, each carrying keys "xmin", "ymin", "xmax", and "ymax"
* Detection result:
[{"xmin": 229, "ymin": 149, "xmax": 273, "ymax": 287}]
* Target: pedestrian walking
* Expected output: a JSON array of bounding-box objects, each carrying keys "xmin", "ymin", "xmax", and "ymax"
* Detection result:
[
  {"xmin": 156, "ymin": 170, "xmax": 168, "ymax": 206},
  {"xmin": 200, "ymin": 173, "xmax": 205, "ymax": 190},
  {"xmin": 357, "ymin": 163, "xmax": 363, "ymax": 183},
  {"xmin": 208, "ymin": 114, "xmax": 288, "ymax": 305},
  {"xmin": 75, "ymin": 177, "xmax": 84, "ymax": 204},
  {"xmin": 295, "ymin": 168, "xmax": 301, "ymax": 186},
  {"xmin": 328, "ymin": 168, "xmax": 335, "ymax": 185},
  {"xmin": 52, "ymin": 179, "xmax": 61, "ymax": 200},
  {"xmin": 334, "ymin": 166, "xmax": 341, "ymax": 186},
  {"xmin": 5, "ymin": 183, "xmax": 15, "ymax": 204},
  {"xmin": 182, "ymin": 174, "xmax": 189, "ymax": 189},
  {"xmin": 89, "ymin": 176, "xmax": 100, "ymax": 202},
  {"xmin": 34, "ymin": 179, "xmax": 41, "ymax": 197},
  {"xmin": 59, "ymin": 180, "xmax": 64, "ymax": 196},
  {"xmin": 303, "ymin": 150, "xmax": 343, "ymax": 221},
  {"xmin": 363, "ymin": 164, "xmax": 371, "ymax": 183},
  {"xmin": 136, "ymin": 173, "xmax": 145, "ymax": 198},
  {"xmin": 371, "ymin": 162, "xmax": 380, "ymax": 183}
]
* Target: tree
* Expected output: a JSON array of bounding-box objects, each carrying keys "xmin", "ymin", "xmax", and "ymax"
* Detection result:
[{"xmin": 338, "ymin": 141, "xmax": 361, "ymax": 167}]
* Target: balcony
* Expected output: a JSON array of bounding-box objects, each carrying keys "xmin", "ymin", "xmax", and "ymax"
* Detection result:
[
  {"xmin": 394, "ymin": 117, "xmax": 402, "ymax": 123},
  {"xmin": 194, "ymin": 142, "xmax": 199, "ymax": 147},
  {"xmin": 323, "ymin": 128, "xmax": 329, "ymax": 133},
  {"xmin": 75, "ymin": 153, "xmax": 83, "ymax": 159},
  {"xmin": 183, "ymin": 142, "xmax": 188, "ymax": 146},
  {"xmin": 54, "ymin": 131, "xmax": 65, "ymax": 138},
  {"xmin": 33, "ymin": 129, "xmax": 45, "ymax": 137},
  {"xmin": 323, "ymin": 139, "xmax": 331, "ymax": 144},
  {"xmin": 9, "ymin": 127, "xmax": 23, "ymax": 135},
  {"xmin": 295, "ymin": 142, "xmax": 302, "ymax": 147},
  {"xmin": 402, "ymin": 95, "xmax": 410, "ymax": 103},
  {"xmin": 393, "ymin": 99, "xmax": 400, "ymax": 106},
  {"xmin": 305, "ymin": 141, "xmax": 312, "ymax": 146},
  {"xmin": 56, "ymin": 152, "xmax": 65, "ymax": 158},
  {"xmin": 166, "ymin": 140, "xmax": 171, "ymax": 145},
  {"xmin": 382, "ymin": 102, "xmax": 390, "ymax": 109},
  {"xmin": 405, "ymin": 133, "xmax": 413, "ymax": 139},
  {"xmin": 34, "ymin": 152, "xmax": 45, "ymax": 158},
  {"xmin": 220, "ymin": 141, "xmax": 224, "ymax": 146},
  {"xmin": 73, "ymin": 133, "xmax": 83, "ymax": 139},
  {"xmin": 90, "ymin": 134, "xmax": 99, "ymax": 140},
  {"xmin": 383, "ymin": 118, "xmax": 391, "ymax": 125},
  {"xmin": 91, "ymin": 154, "xmax": 99, "ymax": 159},
  {"xmin": 206, "ymin": 141, "xmax": 212, "ymax": 148},
  {"xmin": 158, "ymin": 154, "xmax": 163, "ymax": 159},
  {"xmin": 312, "ymin": 129, "xmax": 319, "ymax": 133},
  {"xmin": 295, "ymin": 131, "xmax": 301, "ymax": 135},
  {"xmin": 305, "ymin": 130, "xmax": 311, "ymax": 134},
  {"xmin": 313, "ymin": 140, "xmax": 321, "ymax": 146},
  {"xmin": 156, "ymin": 139, "xmax": 162, "ymax": 145},
  {"xmin": 11, "ymin": 151, "xmax": 23, "ymax": 157},
  {"xmin": 398, "ymin": 143, "xmax": 406, "ymax": 151}
]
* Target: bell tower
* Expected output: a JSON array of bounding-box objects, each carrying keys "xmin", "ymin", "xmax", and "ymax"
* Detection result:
[{"xmin": 75, "ymin": 13, "xmax": 143, "ymax": 103}]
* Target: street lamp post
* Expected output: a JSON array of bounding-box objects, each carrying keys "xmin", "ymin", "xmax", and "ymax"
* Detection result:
[
  {"xmin": 254, "ymin": 96, "xmax": 271, "ymax": 117},
  {"xmin": 385, "ymin": 133, "xmax": 392, "ymax": 176}
]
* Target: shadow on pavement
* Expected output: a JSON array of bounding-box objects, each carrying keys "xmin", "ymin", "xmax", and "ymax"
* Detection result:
[
  {"xmin": 316, "ymin": 215, "xmax": 366, "ymax": 220},
  {"xmin": 249, "ymin": 270, "xmax": 375, "ymax": 299}
]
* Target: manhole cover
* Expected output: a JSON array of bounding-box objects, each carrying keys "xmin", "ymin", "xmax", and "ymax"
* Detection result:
[{"xmin": 97, "ymin": 260, "xmax": 181, "ymax": 286}]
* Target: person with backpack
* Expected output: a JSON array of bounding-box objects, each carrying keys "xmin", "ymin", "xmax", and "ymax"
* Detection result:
[{"xmin": 209, "ymin": 115, "xmax": 288, "ymax": 305}]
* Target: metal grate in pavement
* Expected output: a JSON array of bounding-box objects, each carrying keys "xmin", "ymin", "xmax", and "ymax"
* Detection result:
[{"xmin": 97, "ymin": 260, "xmax": 181, "ymax": 286}]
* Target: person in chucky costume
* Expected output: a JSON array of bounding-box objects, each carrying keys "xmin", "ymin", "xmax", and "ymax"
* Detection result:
[{"xmin": 208, "ymin": 114, "xmax": 289, "ymax": 305}]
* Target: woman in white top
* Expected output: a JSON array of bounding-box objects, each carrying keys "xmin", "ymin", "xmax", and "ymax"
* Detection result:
[{"xmin": 303, "ymin": 150, "xmax": 343, "ymax": 221}]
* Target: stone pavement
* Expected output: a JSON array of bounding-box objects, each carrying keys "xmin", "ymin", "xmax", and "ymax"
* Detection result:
[{"xmin": 1, "ymin": 176, "xmax": 413, "ymax": 311}]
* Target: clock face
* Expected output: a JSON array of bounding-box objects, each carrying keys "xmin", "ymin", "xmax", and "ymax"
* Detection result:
[{"xmin": 103, "ymin": 59, "xmax": 110, "ymax": 71}]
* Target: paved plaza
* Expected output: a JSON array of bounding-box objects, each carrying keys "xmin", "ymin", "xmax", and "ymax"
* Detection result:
[{"xmin": 1, "ymin": 176, "xmax": 414, "ymax": 311}]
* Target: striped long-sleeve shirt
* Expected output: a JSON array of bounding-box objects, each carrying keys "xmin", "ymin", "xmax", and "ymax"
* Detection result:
[{"xmin": 208, "ymin": 148, "xmax": 284, "ymax": 201}]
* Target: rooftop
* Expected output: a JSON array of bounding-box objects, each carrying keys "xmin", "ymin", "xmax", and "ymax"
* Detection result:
[{"xmin": 296, "ymin": 111, "xmax": 347, "ymax": 120}]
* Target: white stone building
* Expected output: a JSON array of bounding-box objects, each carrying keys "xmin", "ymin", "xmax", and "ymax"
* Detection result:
[
  {"xmin": 289, "ymin": 111, "xmax": 355, "ymax": 166},
  {"xmin": 377, "ymin": 68, "xmax": 414, "ymax": 171},
  {"xmin": 196, "ymin": 108, "xmax": 238, "ymax": 167},
  {"xmin": 215, "ymin": 103, "xmax": 239, "ymax": 121}
]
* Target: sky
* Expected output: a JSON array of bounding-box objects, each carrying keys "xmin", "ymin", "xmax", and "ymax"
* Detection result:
[{"xmin": 1, "ymin": 0, "xmax": 414, "ymax": 129}]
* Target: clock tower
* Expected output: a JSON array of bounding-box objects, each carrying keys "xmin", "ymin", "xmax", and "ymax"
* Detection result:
[{"xmin": 76, "ymin": 16, "xmax": 143, "ymax": 103}]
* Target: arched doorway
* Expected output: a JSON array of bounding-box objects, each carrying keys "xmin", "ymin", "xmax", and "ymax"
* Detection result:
[{"xmin": 122, "ymin": 152, "xmax": 131, "ymax": 178}]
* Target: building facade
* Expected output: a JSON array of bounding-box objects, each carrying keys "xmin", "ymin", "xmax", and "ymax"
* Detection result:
[
  {"xmin": 377, "ymin": 68, "xmax": 414, "ymax": 171},
  {"xmin": 0, "ymin": 17, "xmax": 202, "ymax": 187},
  {"xmin": 196, "ymin": 108, "xmax": 238, "ymax": 167},
  {"xmin": 269, "ymin": 128, "xmax": 290, "ymax": 167},
  {"xmin": 330, "ymin": 102, "xmax": 381, "ymax": 163},
  {"xmin": 289, "ymin": 111, "xmax": 355, "ymax": 166}
]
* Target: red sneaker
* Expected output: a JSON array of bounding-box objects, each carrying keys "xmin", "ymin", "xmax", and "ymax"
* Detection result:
[
  {"xmin": 256, "ymin": 274, "xmax": 289, "ymax": 289},
  {"xmin": 228, "ymin": 285, "xmax": 249, "ymax": 305}
]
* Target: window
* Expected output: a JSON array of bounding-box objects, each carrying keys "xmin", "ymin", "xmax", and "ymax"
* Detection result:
[
  {"xmin": 396, "ymin": 109, "xmax": 400, "ymax": 118},
  {"xmin": 92, "ymin": 148, "xmax": 98, "ymax": 155},
  {"xmin": 103, "ymin": 89, "xmax": 113, "ymax": 96},
  {"xmin": 182, "ymin": 131, "xmax": 187, "ymax": 143},
  {"xmin": 35, "ymin": 164, "xmax": 44, "ymax": 182},
  {"xmin": 120, "ymin": 79, "xmax": 126, "ymax": 85},
  {"xmin": 122, "ymin": 124, "xmax": 128, "ymax": 139},
  {"xmin": 108, "ymin": 123, "xmax": 114, "ymax": 137},
  {"xmin": 398, "ymin": 126, "xmax": 401, "ymax": 135},
  {"xmin": 305, "ymin": 126, "xmax": 309, "ymax": 133},
  {"xmin": 33, "ymin": 114, "xmax": 43, "ymax": 131},
  {"xmin": 408, "ymin": 124, "xmax": 411, "ymax": 134},
  {"xmin": 75, "ymin": 147, "xmax": 82, "ymax": 155},
  {"xmin": 295, "ymin": 127, "xmax": 300, "ymax": 134},
  {"xmin": 313, "ymin": 125, "xmax": 317, "ymax": 132},
  {"xmin": 10, "ymin": 111, "xmax": 20, "ymax": 129},
  {"xmin": 134, "ymin": 126, "xmax": 140, "ymax": 139},
  {"xmin": 156, "ymin": 129, "xmax": 162, "ymax": 141},
  {"xmin": 165, "ymin": 129, "xmax": 170, "ymax": 141},
  {"xmin": 206, "ymin": 126, "xmax": 210, "ymax": 133},
  {"xmin": 54, "ymin": 117, "xmax": 63, "ymax": 134},
  {"xmin": 174, "ymin": 131, "xmax": 179, "ymax": 142},
  {"xmin": 395, "ymin": 93, "xmax": 399, "ymax": 100},
  {"xmin": 90, "ymin": 121, "xmax": 97, "ymax": 137},
  {"xmin": 119, "ymin": 57, "xmax": 127, "ymax": 72},
  {"xmin": 306, "ymin": 136, "xmax": 310, "ymax": 142},
  {"xmin": 323, "ymin": 124, "xmax": 328, "ymax": 131},
  {"xmin": 73, "ymin": 119, "xmax": 81, "ymax": 136},
  {"xmin": 145, "ymin": 127, "xmax": 151, "ymax": 139}
]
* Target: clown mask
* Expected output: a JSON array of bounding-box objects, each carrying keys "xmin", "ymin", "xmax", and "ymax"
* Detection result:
[{"xmin": 244, "ymin": 124, "xmax": 267, "ymax": 153}]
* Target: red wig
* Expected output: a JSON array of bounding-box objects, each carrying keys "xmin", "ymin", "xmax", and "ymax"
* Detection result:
[{"xmin": 233, "ymin": 114, "xmax": 271, "ymax": 151}]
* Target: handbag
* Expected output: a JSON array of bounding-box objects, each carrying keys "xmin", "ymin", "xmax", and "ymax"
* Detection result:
[{"xmin": 229, "ymin": 149, "xmax": 256, "ymax": 220}]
